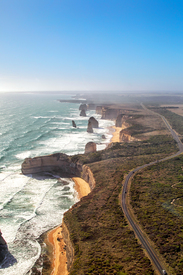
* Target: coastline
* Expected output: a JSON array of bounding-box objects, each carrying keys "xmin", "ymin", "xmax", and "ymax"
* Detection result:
[
  {"xmin": 110, "ymin": 124, "xmax": 126, "ymax": 143},
  {"xmin": 45, "ymin": 177, "xmax": 91, "ymax": 275},
  {"xmin": 42, "ymin": 125, "xmax": 120, "ymax": 275}
]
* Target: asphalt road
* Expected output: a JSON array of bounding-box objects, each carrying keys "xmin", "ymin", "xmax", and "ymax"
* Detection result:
[{"xmin": 121, "ymin": 106, "xmax": 183, "ymax": 275}]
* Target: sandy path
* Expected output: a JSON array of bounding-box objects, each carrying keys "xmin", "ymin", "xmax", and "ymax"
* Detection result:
[{"xmin": 45, "ymin": 177, "xmax": 91, "ymax": 275}]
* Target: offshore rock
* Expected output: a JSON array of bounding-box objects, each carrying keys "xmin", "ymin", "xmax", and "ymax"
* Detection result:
[
  {"xmin": 21, "ymin": 153, "xmax": 82, "ymax": 177},
  {"xmin": 102, "ymin": 134, "xmax": 106, "ymax": 139},
  {"xmin": 87, "ymin": 121, "xmax": 93, "ymax": 133},
  {"xmin": 88, "ymin": 117, "xmax": 99, "ymax": 128},
  {"xmin": 72, "ymin": 120, "xmax": 76, "ymax": 128},
  {"xmin": 79, "ymin": 104, "xmax": 87, "ymax": 111},
  {"xmin": 0, "ymin": 230, "xmax": 8, "ymax": 263},
  {"xmin": 85, "ymin": 142, "xmax": 96, "ymax": 154},
  {"xmin": 80, "ymin": 109, "xmax": 86, "ymax": 117}
]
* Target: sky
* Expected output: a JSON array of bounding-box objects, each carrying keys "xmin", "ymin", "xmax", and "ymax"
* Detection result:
[{"xmin": 0, "ymin": 0, "xmax": 183, "ymax": 92}]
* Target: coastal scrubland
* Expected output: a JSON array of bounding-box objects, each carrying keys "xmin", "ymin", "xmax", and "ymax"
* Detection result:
[
  {"xmin": 29, "ymin": 100, "xmax": 183, "ymax": 275},
  {"xmin": 63, "ymin": 107, "xmax": 179, "ymax": 275},
  {"xmin": 130, "ymin": 155, "xmax": 183, "ymax": 275}
]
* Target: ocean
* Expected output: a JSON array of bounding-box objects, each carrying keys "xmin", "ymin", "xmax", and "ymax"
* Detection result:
[{"xmin": 0, "ymin": 92, "xmax": 114, "ymax": 275}]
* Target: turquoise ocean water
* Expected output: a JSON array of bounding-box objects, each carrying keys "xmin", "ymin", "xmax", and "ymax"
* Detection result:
[{"xmin": 0, "ymin": 92, "xmax": 114, "ymax": 274}]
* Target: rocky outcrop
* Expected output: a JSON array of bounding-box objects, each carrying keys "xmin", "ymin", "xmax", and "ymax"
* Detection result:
[
  {"xmin": 88, "ymin": 117, "xmax": 99, "ymax": 128},
  {"xmin": 119, "ymin": 129, "xmax": 134, "ymax": 142},
  {"xmin": 0, "ymin": 230, "xmax": 8, "ymax": 263},
  {"xmin": 62, "ymin": 221, "xmax": 74, "ymax": 271},
  {"xmin": 21, "ymin": 153, "xmax": 82, "ymax": 176},
  {"xmin": 72, "ymin": 120, "xmax": 76, "ymax": 128},
  {"xmin": 115, "ymin": 114, "xmax": 123, "ymax": 127},
  {"xmin": 85, "ymin": 142, "xmax": 96, "ymax": 154},
  {"xmin": 80, "ymin": 109, "xmax": 86, "ymax": 117},
  {"xmin": 87, "ymin": 121, "xmax": 93, "ymax": 133},
  {"xmin": 81, "ymin": 165, "xmax": 96, "ymax": 191},
  {"xmin": 101, "ymin": 107, "xmax": 122, "ymax": 120},
  {"xmin": 102, "ymin": 134, "xmax": 106, "ymax": 139},
  {"xmin": 79, "ymin": 104, "xmax": 87, "ymax": 111}
]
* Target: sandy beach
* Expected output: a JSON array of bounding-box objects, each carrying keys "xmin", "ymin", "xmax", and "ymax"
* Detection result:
[
  {"xmin": 44, "ymin": 125, "xmax": 121, "ymax": 275},
  {"xmin": 45, "ymin": 177, "xmax": 91, "ymax": 275},
  {"xmin": 111, "ymin": 124, "xmax": 126, "ymax": 143}
]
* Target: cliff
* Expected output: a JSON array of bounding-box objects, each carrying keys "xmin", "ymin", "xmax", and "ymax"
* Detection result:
[
  {"xmin": 101, "ymin": 107, "xmax": 122, "ymax": 119},
  {"xmin": 81, "ymin": 165, "xmax": 96, "ymax": 190},
  {"xmin": 21, "ymin": 153, "xmax": 95, "ymax": 273},
  {"xmin": 62, "ymin": 221, "xmax": 74, "ymax": 271},
  {"xmin": 21, "ymin": 153, "xmax": 82, "ymax": 177}
]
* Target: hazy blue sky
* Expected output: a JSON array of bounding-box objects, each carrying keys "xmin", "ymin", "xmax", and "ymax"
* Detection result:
[{"xmin": 0, "ymin": 0, "xmax": 183, "ymax": 92}]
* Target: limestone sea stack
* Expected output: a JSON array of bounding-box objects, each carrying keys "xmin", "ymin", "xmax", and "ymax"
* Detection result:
[
  {"xmin": 80, "ymin": 109, "xmax": 86, "ymax": 117},
  {"xmin": 85, "ymin": 142, "xmax": 96, "ymax": 154},
  {"xmin": 72, "ymin": 120, "xmax": 76, "ymax": 128},
  {"xmin": 79, "ymin": 103, "xmax": 87, "ymax": 111},
  {"xmin": 88, "ymin": 117, "xmax": 99, "ymax": 128},
  {"xmin": 87, "ymin": 121, "xmax": 93, "ymax": 133}
]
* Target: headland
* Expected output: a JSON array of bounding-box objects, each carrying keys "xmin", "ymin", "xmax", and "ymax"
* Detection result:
[{"xmin": 22, "ymin": 93, "xmax": 183, "ymax": 275}]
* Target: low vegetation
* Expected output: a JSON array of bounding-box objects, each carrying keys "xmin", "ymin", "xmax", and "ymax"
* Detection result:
[
  {"xmin": 65, "ymin": 130, "xmax": 178, "ymax": 274},
  {"xmin": 148, "ymin": 106, "xmax": 183, "ymax": 137},
  {"xmin": 130, "ymin": 156, "xmax": 183, "ymax": 275}
]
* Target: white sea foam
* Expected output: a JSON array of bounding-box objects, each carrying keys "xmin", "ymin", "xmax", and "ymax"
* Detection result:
[
  {"xmin": 0, "ymin": 93, "xmax": 115, "ymax": 274},
  {"xmin": 15, "ymin": 151, "xmax": 31, "ymax": 160}
]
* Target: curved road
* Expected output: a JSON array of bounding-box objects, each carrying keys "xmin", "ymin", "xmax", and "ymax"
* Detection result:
[{"xmin": 121, "ymin": 105, "xmax": 183, "ymax": 275}]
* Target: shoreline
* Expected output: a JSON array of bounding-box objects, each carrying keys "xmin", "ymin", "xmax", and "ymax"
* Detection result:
[
  {"xmin": 45, "ymin": 177, "xmax": 91, "ymax": 275},
  {"xmin": 42, "ymin": 125, "xmax": 121, "ymax": 275}
]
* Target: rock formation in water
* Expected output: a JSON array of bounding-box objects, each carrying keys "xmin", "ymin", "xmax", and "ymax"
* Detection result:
[
  {"xmin": 85, "ymin": 142, "xmax": 96, "ymax": 154},
  {"xmin": 88, "ymin": 117, "xmax": 99, "ymax": 128},
  {"xmin": 79, "ymin": 103, "xmax": 87, "ymax": 111},
  {"xmin": 80, "ymin": 109, "xmax": 86, "ymax": 117},
  {"xmin": 102, "ymin": 134, "xmax": 106, "ymax": 139},
  {"xmin": 72, "ymin": 120, "xmax": 76, "ymax": 128},
  {"xmin": 21, "ymin": 153, "xmax": 82, "ymax": 176},
  {"xmin": 87, "ymin": 121, "xmax": 93, "ymax": 133},
  {"xmin": 0, "ymin": 230, "xmax": 8, "ymax": 263}
]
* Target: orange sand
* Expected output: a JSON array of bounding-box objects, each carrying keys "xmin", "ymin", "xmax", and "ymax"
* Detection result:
[
  {"xmin": 46, "ymin": 177, "xmax": 91, "ymax": 275},
  {"xmin": 72, "ymin": 177, "xmax": 91, "ymax": 199},
  {"xmin": 111, "ymin": 124, "xmax": 127, "ymax": 143}
]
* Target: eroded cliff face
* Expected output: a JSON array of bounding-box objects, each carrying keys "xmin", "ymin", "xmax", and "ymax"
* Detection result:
[
  {"xmin": 81, "ymin": 165, "xmax": 96, "ymax": 190},
  {"xmin": 63, "ymin": 165, "xmax": 95, "ymax": 272},
  {"xmin": 119, "ymin": 129, "xmax": 136, "ymax": 142},
  {"xmin": 62, "ymin": 221, "xmax": 74, "ymax": 271},
  {"xmin": 22, "ymin": 153, "xmax": 96, "ymax": 273},
  {"xmin": 21, "ymin": 153, "xmax": 82, "ymax": 177},
  {"xmin": 101, "ymin": 107, "xmax": 122, "ymax": 120}
]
